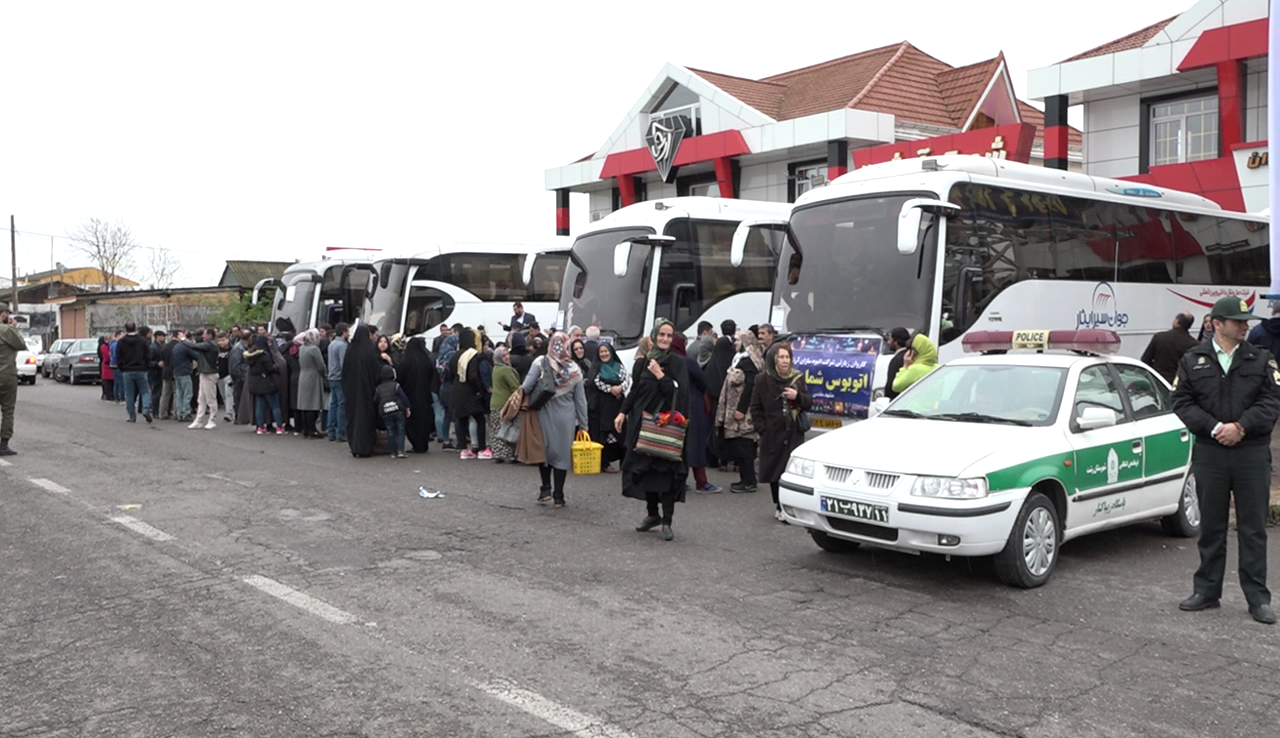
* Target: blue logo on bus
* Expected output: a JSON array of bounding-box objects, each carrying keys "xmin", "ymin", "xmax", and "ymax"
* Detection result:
[
  {"xmin": 1105, "ymin": 186, "xmax": 1163, "ymax": 199},
  {"xmin": 1077, "ymin": 282, "xmax": 1130, "ymax": 329}
]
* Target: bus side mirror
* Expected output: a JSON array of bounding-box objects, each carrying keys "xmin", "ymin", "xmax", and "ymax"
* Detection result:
[
  {"xmin": 613, "ymin": 241, "xmax": 633, "ymax": 278},
  {"xmin": 522, "ymin": 256, "xmax": 537, "ymax": 288},
  {"xmin": 730, "ymin": 220, "xmax": 788, "ymax": 267},
  {"xmin": 897, "ymin": 199, "xmax": 959, "ymax": 255}
]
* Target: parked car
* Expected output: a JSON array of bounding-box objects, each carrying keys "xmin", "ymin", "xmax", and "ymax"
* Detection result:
[
  {"xmin": 42, "ymin": 338, "xmax": 75, "ymax": 378},
  {"xmin": 52, "ymin": 338, "xmax": 102, "ymax": 385},
  {"xmin": 16, "ymin": 336, "xmax": 42, "ymax": 385}
]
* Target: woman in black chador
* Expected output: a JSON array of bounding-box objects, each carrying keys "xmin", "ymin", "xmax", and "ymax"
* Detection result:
[
  {"xmin": 396, "ymin": 335, "xmax": 437, "ymax": 454},
  {"xmin": 342, "ymin": 325, "xmax": 384, "ymax": 457}
]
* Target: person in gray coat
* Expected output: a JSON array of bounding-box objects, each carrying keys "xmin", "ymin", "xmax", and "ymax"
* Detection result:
[
  {"xmin": 295, "ymin": 329, "xmax": 328, "ymax": 439},
  {"xmin": 521, "ymin": 332, "xmax": 588, "ymax": 508}
]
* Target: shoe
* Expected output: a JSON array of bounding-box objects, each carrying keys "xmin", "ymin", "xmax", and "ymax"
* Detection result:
[
  {"xmin": 1249, "ymin": 603, "xmax": 1277, "ymax": 624},
  {"xmin": 494, "ymin": 458, "xmax": 506, "ymax": 464},
  {"xmin": 188, "ymin": 420, "xmax": 203, "ymax": 429},
  {"xmin": 276, "ymin": 427, "xmax": 286, "ymax": 435},
  {"xmin": 328, "ymin": 436, "xmax": 336, "ymax": 442},
  {"xmin": 635, "ymin": 516, "xmax": 661, "ymax": 532},
  {"xmin": 204, "ymin": 421, "xmax": 216, "ymax": 430},
  {"xmin": 661, "ymin": 525, "xmax": 674, "ymax": 541},
  {"xmin": 730, "ymin": 482, "xmax": 758, "ymax": 493},
  {"xmin": 554, "ymin": 499, "xmax": 565, "ymax": 509},
  {"xmin": 775, "ymin": 509, "xmax": 787, "ymax": 522},
  {"xmin": 126, "ymin": 418, "xmax": 136, "ymax": 423},
  {"xmin": 223, "ymin": 415, "xmax": 232, "ymax": 423},
  {"xmin": 696, "ymin": 483, "xmax": 722, "ymax": 494},
  {"xmin": 602, "ymin": 465, "xmax": 619, "ymax": 474},
  {"xmin": 143, "ymin": 413, "xmax": 153, "ymax": 424},
  {"xmin": 1178, "ymin": 594, "xmax": 1221, "ymax": 612},
  {"xmin": 537, "ymin": 486, "xmax": 553, "ymax": 503},
  {"xmin": 256, "ymin": 427, "xmax": 266, "ymax": 435},
  {"xmin": 477, "ymin": 448, "xmax": 493, "ymax": 460},
  {"xmin": 460, "ymin": 449, "xmax": 477, "ymax": 459},
  {"xmin": 337, "ymin": 436, "xmax": 347, "ymax": 443}
]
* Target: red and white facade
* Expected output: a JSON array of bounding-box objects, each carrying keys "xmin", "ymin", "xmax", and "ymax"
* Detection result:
[
  {"xmin": 1028, "ymin": 0, "xmax": 1269, "ymax": 213},
  {"xmin": 545, "ymin": 45, "xmax": 1082, "ymax": 234}
]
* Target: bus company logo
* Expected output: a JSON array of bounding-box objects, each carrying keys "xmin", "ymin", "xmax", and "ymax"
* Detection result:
[
  {"xmin": 1076, "ymin": 282, "xmax": 1129, "ymax": 329},
  {"xmin": 1166, "ymin": 287, "xmax": 1257, "ymax": 310},
  {"xmin": 1104, "ymin": 186, "xmax": 1163, "ymax": 199},
  {"xmin": 646, "ymin": 116, "xmax": 687, "ymax": 183}
]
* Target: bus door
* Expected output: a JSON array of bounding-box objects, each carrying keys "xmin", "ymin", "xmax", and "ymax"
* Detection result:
[{"xmin": 339, "ymin": 264, "xmax": 376, "ymax": 328}]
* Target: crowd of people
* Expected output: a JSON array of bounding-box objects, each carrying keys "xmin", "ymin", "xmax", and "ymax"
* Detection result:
[{"xmin": 83, "ymin": 305, "xmax": 822, "ymax": 541}]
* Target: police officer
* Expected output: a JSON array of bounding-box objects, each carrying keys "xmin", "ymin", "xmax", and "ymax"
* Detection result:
[
  {"xmin": 1172, "ymin": 295, "xmax": 1280, "ymax": 624},
  {"xmin": 0, "ymin": 301, "xmax": 26, "ymax": 456}
]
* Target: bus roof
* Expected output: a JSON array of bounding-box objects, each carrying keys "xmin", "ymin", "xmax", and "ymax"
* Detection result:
[
  {"xmin": 577, "ymin": 196, "xmax": 792, "ymax": 238},
  {"xmin": 799, "ymin": 155, "xmax": 1266, "ymax": 222}
]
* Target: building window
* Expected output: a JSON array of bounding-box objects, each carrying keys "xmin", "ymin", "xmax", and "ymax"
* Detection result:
[
  {"xmin": 794, "ymin": 164, "xmax": 828, "ymax": 199},
  {"xmin": 1151, "ymin": 96, "xmax": 1218, "ymax": 166}
]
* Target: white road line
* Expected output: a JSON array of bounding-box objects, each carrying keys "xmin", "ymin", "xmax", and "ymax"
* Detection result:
[
  {"xmin": 473, "ymin": 681, "xmax": 636, "ymax": 738},
  {"xmin": 28, "ymin": 478, "xmax": 69, "ymax": 494},
  {"xmin": 0, "ymin": 458, "xmax": 11, "ymax": 467},
  {"xmin": 109, "ymin": 515, "xmax": 175, "ymax": 542},
  {"xmin": 241, "ymin": 575, "xmax": 359, "ymax": 625}
]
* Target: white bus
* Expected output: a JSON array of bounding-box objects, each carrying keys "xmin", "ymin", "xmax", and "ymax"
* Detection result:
[
  {"xmin": 255, "ymin": 258, "xmax": 378, "ymax": 336},
  {"xmin": 560, "ymin": 197, "xmax": 792, "ymax": 361},
  {"xmin": 362, "ymin": 242, "xmax": 570, "ymax": 338},
  {"xmin": 776, "ymin": 155, "xmax": 1269, "ymax": 428}
]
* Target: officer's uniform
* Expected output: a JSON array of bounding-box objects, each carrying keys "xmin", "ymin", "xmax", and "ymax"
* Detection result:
[
  {"xmin": 0, "ymin": 301, "xmax": 26, "ymax": 454},
  {"xmin": 1172, "ymin": 297, "xmax": 1280, "ymax": 616}
]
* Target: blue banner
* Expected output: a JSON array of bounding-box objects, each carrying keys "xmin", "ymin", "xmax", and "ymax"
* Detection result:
[{"xmin": 789, "ymin": 333, "xmax": 883, "ymax": 419}]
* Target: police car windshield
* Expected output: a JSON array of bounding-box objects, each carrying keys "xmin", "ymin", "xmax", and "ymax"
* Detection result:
[
  {"xmin": 891, "ymin": 364, "xmax": 1067, "ymax": 427},
  {"xmin": 780, "ymin": 194, "xmax": 937, "ymax": 337}
]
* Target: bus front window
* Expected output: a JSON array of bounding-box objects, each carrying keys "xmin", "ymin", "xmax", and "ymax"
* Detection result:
[
  {"xmin": 562, "ymin": 228, "xmax": 652, "ymax": 347},
  {"xmin": 780, "ymin": 195, "xmax": 937, "ymax": 337},
  {"xmin": 274, "ymin": 273, "xmax": 318, "ymax": 335}
]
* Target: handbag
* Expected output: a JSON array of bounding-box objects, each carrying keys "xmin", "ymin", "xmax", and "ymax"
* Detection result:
[
  {"xmin": 634, "ymin": 409, "xmax": 688, "ymax": 462},
  {"xmin": 498, "ymin": 418, "xmax": 521, "ymax": 444},
  {"xmin": 526, "ymin": 358, "xmax": 557, "ymax": 410},
  {"xmin": 796, "ymin": 410, "xmax": 812, "ymax": 434}
]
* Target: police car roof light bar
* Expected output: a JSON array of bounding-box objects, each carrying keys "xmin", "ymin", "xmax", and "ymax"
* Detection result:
[{"xmin": 962, "ymin": 329, "xmax": 1122, "ymax": 355}]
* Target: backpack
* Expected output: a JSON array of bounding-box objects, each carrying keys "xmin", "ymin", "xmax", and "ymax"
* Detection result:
[{"xmin": 375, "ymin": 381, "xmax": 405, "ymax": 419}]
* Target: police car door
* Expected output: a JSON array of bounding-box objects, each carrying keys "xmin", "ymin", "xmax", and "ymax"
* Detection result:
[
  {"xmin": 1113, "ymin": 363, "xmax": 1189, "ymax": 513},
  {"xmin": 1065, "ymin": 365, "xmax": 1144, "ymax": 531}
]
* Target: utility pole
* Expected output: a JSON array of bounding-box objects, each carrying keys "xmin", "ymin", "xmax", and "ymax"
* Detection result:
[{"xmin": 9, "ymin": 215, "xmax": 16, "ymax": 313}]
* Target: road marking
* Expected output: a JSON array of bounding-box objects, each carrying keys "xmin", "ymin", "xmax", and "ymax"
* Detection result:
[
  {"xmin": 241, "ymin": 575, "xmax": 359, "ymax": 625},
  {"xmin": 0, "ymin": 458, "xmax": 11, "ymax": 467},
  {"xmin": 109, "ymin": 515, "xmax": 175, "ymax": 542},
  {"xmin": 473, "ymin": 681, "xmax": 636, "ymax": 738},
  {"xmin": 28, "ymin": 478, "xmax": 69, "ymax": 494}
]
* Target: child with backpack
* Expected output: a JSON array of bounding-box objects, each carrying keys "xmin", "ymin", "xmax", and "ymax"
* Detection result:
[{"xmin": 374, "ymin": 365, "xmax": 412, "ymax": 458}]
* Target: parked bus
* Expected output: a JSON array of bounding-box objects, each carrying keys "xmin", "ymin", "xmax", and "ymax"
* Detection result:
[
  {"xmin": 560, "ymin": 197, "xmax": 792, "ymax": 362},
  {"xmin": 362, "ymin": 242, "xmax": 569, "ymax": 338},
  {"xmin": 776, "ymin": 155, "xmax": 1269, "ymax": 429},
  {"xmin": 254, "ymin": 258, "xmax": 377, "ymax": 336}
]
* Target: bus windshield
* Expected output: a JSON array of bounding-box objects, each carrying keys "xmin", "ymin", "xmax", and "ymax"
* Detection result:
[
  {"xmin": 274, "ymin": 271, "xmax": 319, "ymax": 335},
  {"xmin": 562, "ymin": 228, "xmax": 652, "ymax": 346},
  {"xmin": 779, "ymin": 194, "xmax": 938, "ymax": 337}
]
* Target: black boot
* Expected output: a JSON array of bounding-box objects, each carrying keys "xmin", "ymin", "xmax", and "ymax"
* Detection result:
[
  {"xmin": 635, "ymin": 516, "xmax": 661, "ymax": 532},
  {"xmin": 537, "ymin": 485, "xmax": 552, "ymax": 503},
  {"xmin": 0, "ymin": 439, "xmax": 14, "ymax": 456}
]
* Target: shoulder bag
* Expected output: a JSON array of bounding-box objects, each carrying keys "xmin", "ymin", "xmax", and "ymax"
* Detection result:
[
  {"xmin": 526, "ymin": 358, "xmax": 557, "ymax": 411},
  {"xmin": 634, "ymin": 387, "xmax": 688, "ymax": 462}
]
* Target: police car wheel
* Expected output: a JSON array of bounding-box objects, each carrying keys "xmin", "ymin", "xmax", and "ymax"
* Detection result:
[
  {"xmin": 808, "ymin": 529, "xmax": 861, "ymax": 553},
  {"xmin": 1160, "ymin": 474, "xmax": 1200, "ymax": 538},
  {"xmin": 995, "ymin": 492, "xmax": 1059, "ymax": 588}
]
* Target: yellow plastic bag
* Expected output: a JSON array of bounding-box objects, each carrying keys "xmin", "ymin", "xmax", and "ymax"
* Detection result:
[{"xmin": 572, "ymin": 430, "xmax": 603, "ymax": 475}]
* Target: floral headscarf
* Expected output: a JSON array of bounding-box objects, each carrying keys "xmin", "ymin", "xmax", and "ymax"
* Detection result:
[
  {"xmin": 734, "ymin": 329, "xmax": 764, "ymax": 371},
  {"xmin": 544, "ymin": 332, "xmax": 582, "ymax": 391}
]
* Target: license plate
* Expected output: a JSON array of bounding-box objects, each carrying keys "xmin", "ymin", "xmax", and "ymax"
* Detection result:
[
  {"xmin": 820, "ymin": 496, "xmax": 889, "ymax": 524},
  {"xmin": 812, "ymin": 417, "xmax": 843, "ymax": 429}
]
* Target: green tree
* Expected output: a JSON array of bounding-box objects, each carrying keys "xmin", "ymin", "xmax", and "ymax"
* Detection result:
[{"xmin": 213, "ymin": 292, "xmax": 273, "ymax": 331}]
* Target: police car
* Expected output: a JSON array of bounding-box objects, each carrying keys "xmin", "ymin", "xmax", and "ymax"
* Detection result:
[{"xmin": 778, "ymin": 329, "xmax": 1198, "ymax": 588}]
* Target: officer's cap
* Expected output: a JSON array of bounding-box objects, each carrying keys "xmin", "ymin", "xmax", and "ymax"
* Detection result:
[{"xmin": 1209, "ymin": 295, "xmax": 1261, "ymax": 321}]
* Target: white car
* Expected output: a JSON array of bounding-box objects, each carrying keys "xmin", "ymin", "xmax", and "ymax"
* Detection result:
[
  {"xmin": 16, "ymin": 336, "xmax": 42, "ymax": 385},
  {"xmin": 778, "ymin": 329, "xmax": 1198, "ymax": 588}
]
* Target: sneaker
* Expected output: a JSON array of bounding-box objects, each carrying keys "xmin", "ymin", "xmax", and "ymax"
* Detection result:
[
  {"xmin": 276, "ymin": 427, "xmax": 286, "ymax": 435},
  {"xmin": 188, "ymin": 420, "xmax": 203, "ymax": 429},
  {"xmin": 204, "ymin": 421, "xmax": 217, "ymax": 430},
  {"xmin": 143, "ymin": 413, "xmax": 153, "ymax": 424},
  {"xmin": 126, "ymin": 417, "xmax": 136, "ymax": 423},
  {"xmin": 223, "ymin": 415, "xmax": 232, "ymax": 423},
  {"xmin": 477, "ymin": 448, "xmax": 493, "ymax": 460},
  {"xmin": 696, "ymin": 483, "xmax": 722, "ymax": 494},
  {"xmin": 775, "ymin": 509, "xmax": 786, "ymax": 522},
  {"xmin": 256, "ymin": 426, "xmax": 266, "ymax": 435},
  {"xmin": 553, "ymin": 499, "xmax": 565, "ymax": 509},
  {"xmin": 730, "ymin": 482, "xmax": 758, "ymax": 493},
  {"xmin": 459, "ymin": 449, "xmax": 477, "ymax": 459}
]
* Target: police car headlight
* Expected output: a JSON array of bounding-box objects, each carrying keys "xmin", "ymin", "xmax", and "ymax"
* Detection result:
[
  {"xmin": 786, "ymin": 456, "xmax": 815, "ymax": 479},
  {"xmin": 911, "ymin": 476, "xmax": 988, "ymax": 499}
]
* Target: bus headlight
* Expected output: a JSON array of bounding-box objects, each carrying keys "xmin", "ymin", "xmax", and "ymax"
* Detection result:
[
  {"xmin": 911, "ymin": 476, "xmax": 988, "ymax": 499},
  {"xmin": 786, "ymin": 456, "xmax": 815, "ymax": 479}
]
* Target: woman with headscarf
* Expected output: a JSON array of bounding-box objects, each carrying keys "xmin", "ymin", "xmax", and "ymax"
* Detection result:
[
  {"xmin": 449, "ymin": 328, "xmax": 490, "ymax": 459},
  {"xmin": 396, "ymin": 335, "xmax": 436, "ymax": 454},
  {"xmin": 388, "ymin": 333, "xmax": 406, "ymax": 366},
  {"xmin": 616, "ymin": 319, "xmax": 690, "ymax": 541},
  {"xmin": 673, "ymin": 334, "xmax": 718, "ymax": 493},
  {"xmin": 522, "ymin": 332, "xmax": 589, "ymax": 507},
  {"xmin": 342, "ymin": 325, "xmax": 383, "ymax": 457},
  {"xmin": 245, "ymin": 335, "xmax": 285, "ymax": 435},
  {"xmin": 488, "ymin": 346, "xmax": 521, "ymax": 463},
  {"xmin": 98, "ymin": 336, "xmax": 114, "ymax": 402},
  {"xmin": 376, "ymin": 335, "xmax": 395, "ymax": 365},
  {"xmin": 507, "ymin": 330, "xmax": 534, "ymax": 380},
  {"xmin": 588, "ymin": 342, "xmax": 630, "ymax": 473},
  {"xmin": 267, "ymin": 336, "xmax": 290, "ymax": 432},
  {"xmin": 750, "ymin": 341, "xmax": 813, "ymax": 522},
  {"xmin": 570, "ymin": 338, "xmax": 591, "ymax": 376},
  {"xmin": 285, "ymin": 334, "xmax": 302, "ymax": 434},
  {"xmin": 718, "ymin": 329, "xmax": 765, "ymax": 493},
  {"xmin": 435, "ymin": 330, "xmax": 460, "ymax": 449},
  {"xmin": 703, "ymin": 333, "xmax": 736, "ymax": 470},
  {"xmin": 296, "ymin": 329, "xmax": 327, "ymax": 439}
]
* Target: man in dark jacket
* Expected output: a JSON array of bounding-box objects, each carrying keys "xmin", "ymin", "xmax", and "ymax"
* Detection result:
[
  {"xmin": 186, "ymin": 329, "xmax": 221, "ymax": 430},
  {"xmin": 882, "ymin": 327, "xmax": 911, "ymax": 400},
  {"xmin": 159, "ymin": 330, "xmax": 178, "ymax": 419},
  {"xmin": 148, "ymin": 330, "xmax": 166, "ymax": 418},
  {"xmin": 229, "ymin": 333, "xmax": 248, "ymax": 424},
  {"xmin": 115, "ymin": 322, "xmax": 152, "ymax": 423},
  {"xmin": 1141, "ymin": 311, "xmax": 1198, "ymax": 383},
  {"xmin": 1247, "ymin": 300, "xmax": 1280, "ymax": 360},
  {"xmin": 1172, "ymin": 296, "xmax": 1280, "ymax": 625}
]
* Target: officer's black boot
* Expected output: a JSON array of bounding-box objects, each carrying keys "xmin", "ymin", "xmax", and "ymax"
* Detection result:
[{"xmin": 0, "ymin": 439, "xmax": 15, "ymax": 456}]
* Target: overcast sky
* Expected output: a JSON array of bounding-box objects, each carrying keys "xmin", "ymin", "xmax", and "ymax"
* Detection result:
[{"xmin": 0, "ymin": 0, "xmax": 1189, "ymax": 288}]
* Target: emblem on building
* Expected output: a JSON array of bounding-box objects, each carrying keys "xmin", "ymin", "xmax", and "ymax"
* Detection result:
[{"xmin": 646, "ymin": 116, "xmax": 686, "ymax": 183}]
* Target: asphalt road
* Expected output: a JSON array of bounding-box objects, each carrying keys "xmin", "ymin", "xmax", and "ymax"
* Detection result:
[{"xmin": 4, "ymin": 380, "xmax": 1279, "ymax": 737}]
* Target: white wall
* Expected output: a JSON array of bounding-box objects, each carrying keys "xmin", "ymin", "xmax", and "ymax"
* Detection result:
[
  {"xmin": 1082, "ymin": 93, "xmax": 1141, "ymax": 178},
  {"xmin": 737, "ymin": 160, "xmax": 789, "ymax": 202}
]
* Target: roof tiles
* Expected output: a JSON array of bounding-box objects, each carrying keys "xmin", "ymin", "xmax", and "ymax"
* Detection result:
[{"xmin": 1061, "ymin": 16, "xmax": 1177, "ymax": 63}]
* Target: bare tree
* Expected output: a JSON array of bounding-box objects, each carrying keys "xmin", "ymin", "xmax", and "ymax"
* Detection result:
[
  {"xmin": 66, "ymin": 217, "xmax": 138, "ymax": 291},
  {"xmin": 144, "ymin": 244, "xmax": 183, "ymax": 290}
]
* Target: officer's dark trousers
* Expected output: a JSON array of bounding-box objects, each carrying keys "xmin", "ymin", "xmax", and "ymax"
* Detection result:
[{"xmin": 1192, "ymin": 442, "xmax": 1271, "ymax": 606}]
